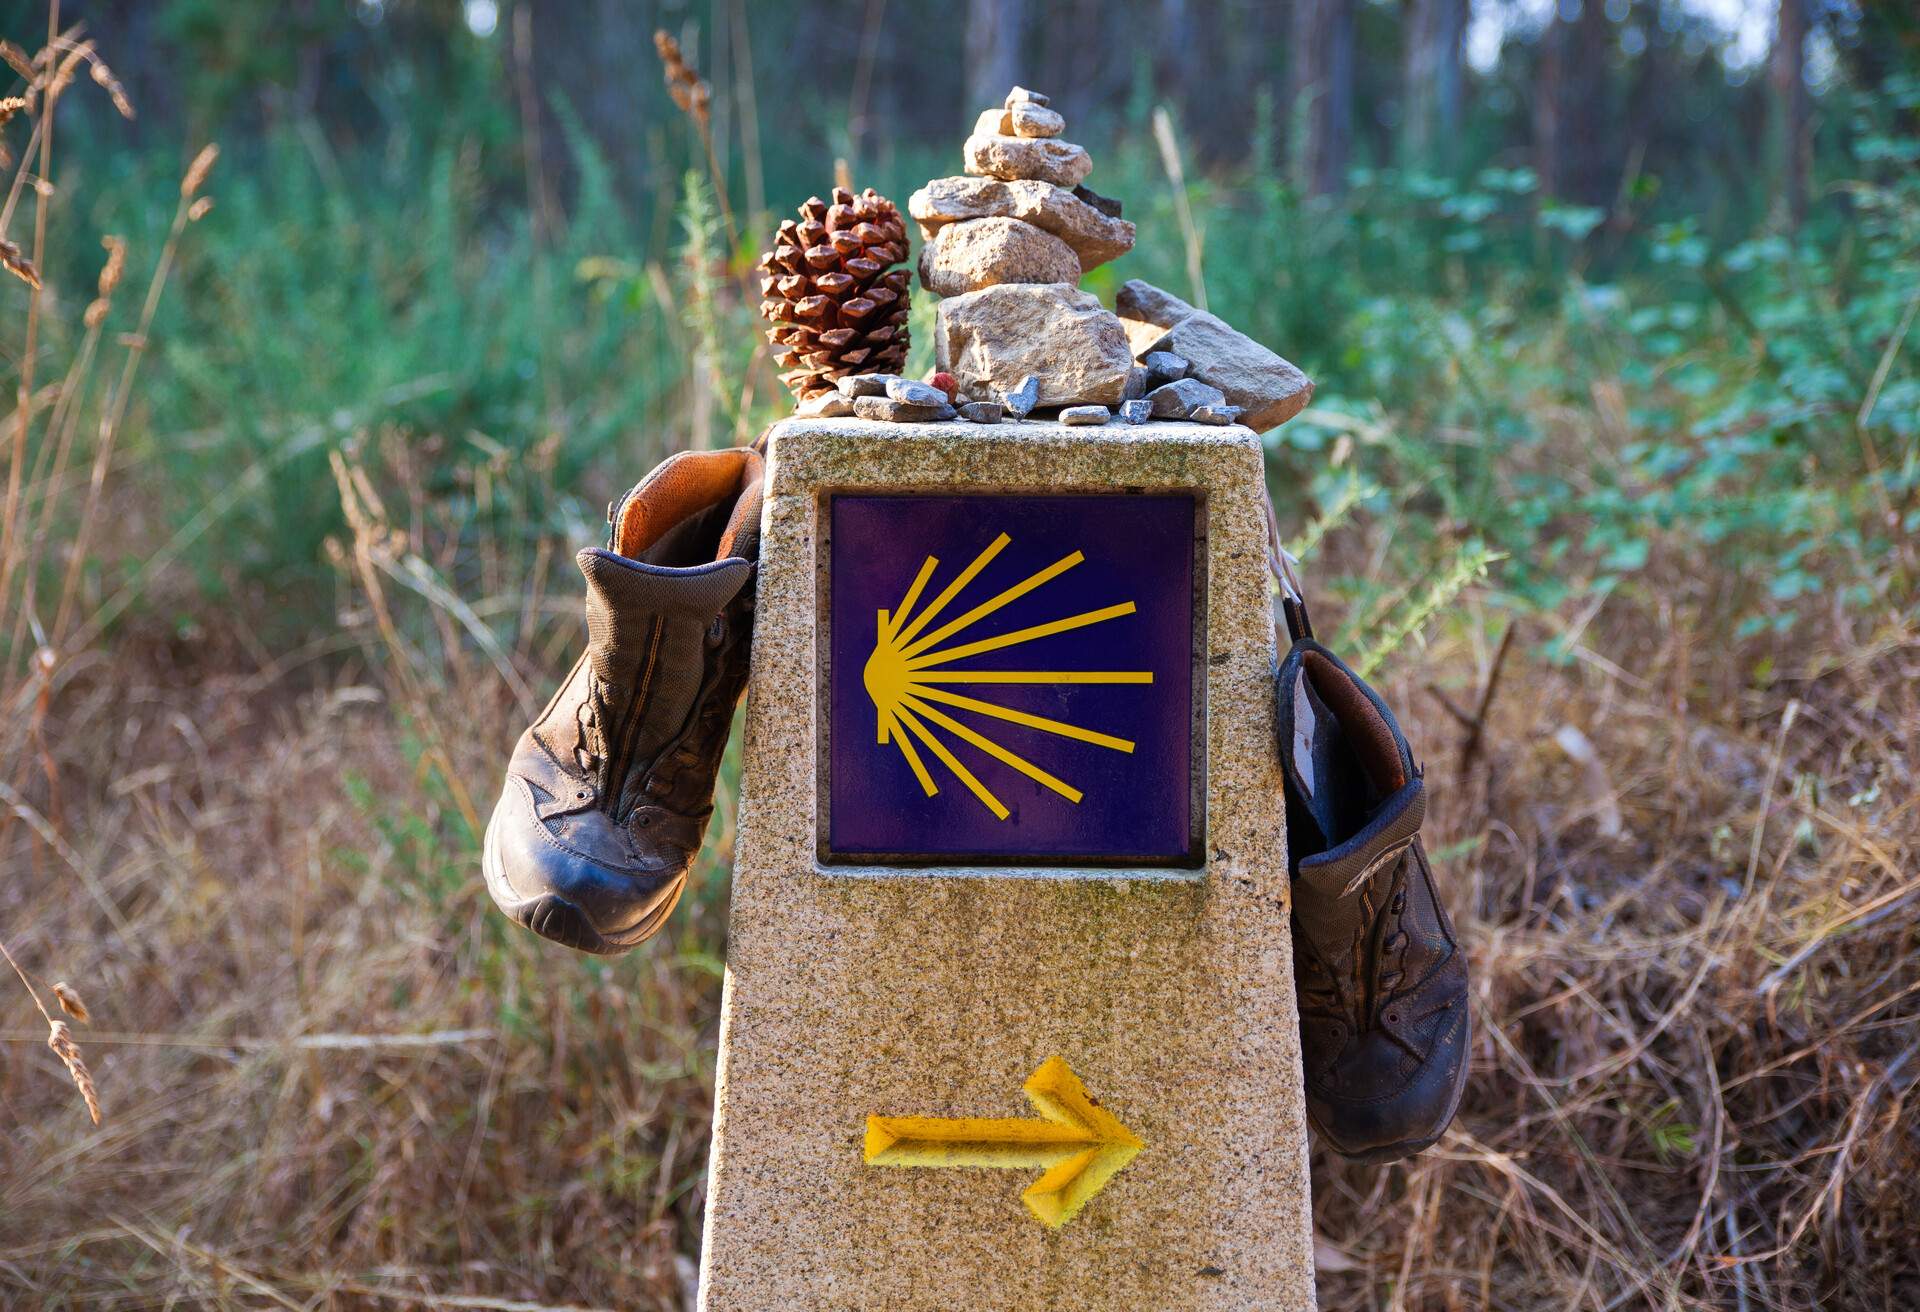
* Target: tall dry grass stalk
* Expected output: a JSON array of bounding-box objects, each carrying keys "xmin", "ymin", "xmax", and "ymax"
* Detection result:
[{"xmin": 0, "ymin": 934, "xmax": 100, "ymax": 1124}]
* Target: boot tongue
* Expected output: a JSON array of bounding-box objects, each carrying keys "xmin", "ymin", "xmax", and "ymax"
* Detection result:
[
  {"xmin": 1297, "ymin": 777, "xmax": 1426, "ymax": 900},
  {"xmin": 577, "ymin": 549, "xmax": 751, "ymax": 689}
]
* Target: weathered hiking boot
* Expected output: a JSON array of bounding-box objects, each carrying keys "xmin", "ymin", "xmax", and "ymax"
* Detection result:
[
  {"xmin": 484, "ymin": 447, "xmax": 764, "ymax": 955},
  {"xmin": 1277, "ymin": 610, "xmax": 1469, "ymax": 1163}
]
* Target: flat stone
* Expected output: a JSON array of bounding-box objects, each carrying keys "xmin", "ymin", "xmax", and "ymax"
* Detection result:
[
  {"xmin": 1143, "ymin": 350, "xmax": 1190, "ymax": 386},
  {"xmin": 1010, "ymin": 101, "xmax": 1065, "ymax": 138},
  {"xmin": 1123, "ymin": 365, "xmax": 1150, "ymax": 400},
  {"xmin": 916, "ymin": 216, "xmax": 1081, "ymax": 297},
  {"xmin": 974, "ymin": 106, "xmax": 1012, "ymax": 137},
  {"xmin": 852, "ymin": 394, "xmax": 957, "ymax": 423},
  {"xmin": 1073, "ymin": 183, "xmax": 1123, "ymax": 218},
  {"xmin": 963, "ymin": 132, "xmax": 1093, "ymax": 188},
  {"xmin": 935, "ymin": 284, "xmax": 1135, "ymax": 408},
  {"xmin": 1116, "ymin": 280, "xmax": 1315, "ymax": 431},
  {"xmin": 1005, "ymin": 84, "xmax": 1050, "ymax": 107},
  {"xmin": 796, "ymin": 390, "xmax": 854, "ymax": 418},
  {"xmin": 1115, "ymin": 279, "xmax": 1196, "ymax": 328},
  {"xmin": 1190, "ymin": 404, "xmax": 1244, "ymax": 426},
  {"xmin": 958, "ymin": 400, "xmax": 1004, "ymax": 423},
  {"xmin": 1003, "ymin": 374, "xmax": 1040, "ymax": 419},
  {"xmin": 837, "ymin": 373, "xmax": 902, "ymax": 399},
  {"xmin": 1119, "ymin": 398, "xmax": 1153, "ymax": 424},
  {"xmin": 1059, "ymin": 404, "xmax": 1110, "ymax": 425},
  {"xmin": 1147, "ymin": 377, "xmax": 1228, "ymax": 418},
  {"xmin": 885, "ymin": 377, "xmax": 950, "ymax": 407},
  {"xmin": 910, "ymin": 176, "xmax": 1136, "ymax": 272},
  {"xmin": 701, "ymin": 416, "xmax": 1315, "ymax": 1311}
]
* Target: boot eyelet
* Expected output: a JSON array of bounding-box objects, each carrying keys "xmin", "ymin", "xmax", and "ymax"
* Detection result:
[{"xmin": 575, "ymin": 789, "xmax": 589, "ymax": 801}]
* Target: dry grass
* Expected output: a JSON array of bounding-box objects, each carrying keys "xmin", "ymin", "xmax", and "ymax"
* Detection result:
[
  {"xmin": 2, "ymin": 499, "xmax": 1914, "ymax": 1309},
  {"xmin": 2, "ymin": 8, "xmax": 1916, "ymax": 1310}
]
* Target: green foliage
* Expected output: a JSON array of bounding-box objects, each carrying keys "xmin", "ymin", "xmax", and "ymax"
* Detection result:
[{"xmin": 39, "ymin": 50, "xmax": 1917, "ymax": 662}]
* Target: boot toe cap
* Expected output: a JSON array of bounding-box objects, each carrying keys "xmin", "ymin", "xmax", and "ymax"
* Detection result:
[
  {"xmin": 1305, "ymin": 1006, "xmax": 1470, "ymax": 1163},
  {"xmin": 484, "ymin": 776, "xmax": 685, "ymax": 955}
]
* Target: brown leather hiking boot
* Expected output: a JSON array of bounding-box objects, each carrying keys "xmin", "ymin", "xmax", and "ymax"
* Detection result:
[
  {"xmin": 483, "ymin": 447, "xmax": 764, "ymax": 955},
  {"xmin": 1277, "ymin": 615, "xmax": 1469, "ymax": 1162}
]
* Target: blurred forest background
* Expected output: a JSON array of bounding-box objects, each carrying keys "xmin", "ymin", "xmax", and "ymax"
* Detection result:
[{"xmin": 0, "ymin": 1, "xmax": 1916, "ymax": 1309}]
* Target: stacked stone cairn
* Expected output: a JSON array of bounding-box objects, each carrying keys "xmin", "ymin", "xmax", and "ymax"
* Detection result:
[{"xmin": 827, "ymin": 84, "xmax": 1315, "ymax": 431}]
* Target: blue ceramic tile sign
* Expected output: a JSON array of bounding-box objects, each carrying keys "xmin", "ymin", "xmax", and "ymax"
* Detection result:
[{"xmin": 824, "ymin": 493, "xmax": 1200, "ymax": 865}]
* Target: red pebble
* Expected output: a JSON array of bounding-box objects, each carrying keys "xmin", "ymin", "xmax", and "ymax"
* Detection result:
[{"xmin": 927, "ymin": 371, "xmax": 959, "ymax": 402}]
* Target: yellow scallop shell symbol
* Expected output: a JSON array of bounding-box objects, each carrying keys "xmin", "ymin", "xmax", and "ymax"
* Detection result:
[{"xmin": 861, "ymin": 532, "xmax": 1153, "ymax": 820}]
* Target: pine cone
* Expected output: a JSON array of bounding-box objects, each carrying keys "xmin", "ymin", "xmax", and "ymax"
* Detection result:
[{"xmin": 758, "ymin": 186, "xmax": 912, "ymax": 402}]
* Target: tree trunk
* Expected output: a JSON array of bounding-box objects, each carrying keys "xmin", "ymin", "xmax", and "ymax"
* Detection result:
[
  {"xmin": 1291, "ymin": 0, "xmax": 1356, "ymax": 196},
  {"xmin": 1770, "ymin": 0, "xmax": 1810, "ymax": 229},
  {"xmin": 1534, "ymin": 0, "xmax": 1612, "ymax": 205},
  {"xmin": 966, "ymin": 0, "xmax": 1027, "ymax": 115},
  {"xmin": 1402, "ymin": 0, "xmax": 1468, "ymax": 168}
]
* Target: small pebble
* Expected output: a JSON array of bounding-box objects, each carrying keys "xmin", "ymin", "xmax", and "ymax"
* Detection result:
[
  {"xmin": 1142, "ymin": 351, "xmax": 1190, "ymax": 386},
  {"xmin": 960, "ymin": 400, "xmax": 1005, "ymax": 423},
  {"xmin": 1147, "ymin": 377, "xmax": 1227, "ymax": 418},
  {"xmin": 1119, "ymin": 399, "xmax": 1152, "ymax": 424},
  {"xmin": 927, "ymin": 371, "xmax": 960, "ymax": 402},
  {"xmin": 1190, "ymin": 404, "xmax": 1244, "ymax": 426},
  {"xmin": 1003, "ymin": 374, "xmax": 1040, "ymax": 419},
  {"xmin": 797, "ymin": 391, "xmax": 854, "ymax": 418},
  {"xmin": 1005, "ymin": 85, "xmax": 1050, "ymax": 108},
  {"xmin": 1123, "ymin": 365, "xmax": 1150, "ymax": 401},
  {"xmin": 1060, "ymin": 405, "xmax": 1110, "ymax": 426},
  {"xmin": 838, "ymin": 373, "xmax": 901, "ymax": 399},
  {"xmin": 1010, "ymin": 102, "xmax": 1065, "ymax": 139},
  {"xmin": 854, "ymin": 394, "xmax": 957, "ymax": 423},
  {"xmin": 886, "ymin": 377, "xmax": 949, "ymax": 407}
]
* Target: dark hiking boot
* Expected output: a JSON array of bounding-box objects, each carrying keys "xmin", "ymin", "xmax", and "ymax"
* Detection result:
[
  {"xmin": 483, "ymin": 446, "xmax": 764, "ymax": 955},
  {"xmin": 1276, "ymin": 619, "xmax": 1469, "ymax": 1163}
]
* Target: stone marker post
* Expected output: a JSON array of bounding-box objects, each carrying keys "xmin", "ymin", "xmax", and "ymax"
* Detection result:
[{"xmin": 699, "ymin": 416, "xmax": 1317, "ymax": 1311}]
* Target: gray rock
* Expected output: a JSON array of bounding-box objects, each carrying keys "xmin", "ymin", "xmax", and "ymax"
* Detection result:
[
  {"xmin": 1143, "ymin": 351, "xmax": 1190, "ymax": 386},
  {"xmin": 1010, "ymin": 102, "xmax": 1065, "ymax": 139},
  {"xmin": 1123, "ymin": 365, "xmax": 1150, "ymax": 401},
  {"xmin": 796, "ymin": 390, "xmax": 854, "ymax": 418},
  {"xmin": 1190, "ymin": 404, "xmax": 1245, "ymax": 426},
  {"xmin": 1060, "ymin": 405, "xmax": 1110, "ymax": 426},
  {"xmin": 963, "ymin": 133, "xmax": 1094, "ymax": 188},
  {"xmin": 885, "ymin": 376, "xmax": 950, "ymax": 407},
  {"xmin": 837, "ymin": 373, "xmax": 902, "ymax": 399},
  {"xmin": 935, "ymin": 284, "xmax": 1135, "ymax": 408},
  {"xmin": 853, "ymin": 394, "xmax": 957, "ymax": 423},
  {"xmin": 1119, "ymin": 398, "xmax": 1153, "ymax": 425},
  {"xmin": 1146, "ymin": 377, "xmax": 1228, "ymax": 419},
  {"xmin": 909, "ymin": 176, "xmax": 1135, "ymax": 272},
  {"xmin": 1072, "ymin": 184, "xmax": 1123, "ymax": 218},
  {"xmin": 1116, "ymin": 279, "xmax": 1199, "ymax": 328},
  {"xmin": 916, "ymin": 216, "xmax": 1081, "ymax": 297},
  {"xmin": 1115, "ymin": 279, "xmax": 1315, "ymax": 431},
  {"xmin": 1003, "ymin": 374, "xmax": 1040, "ymax": 419},
  {"xmin": 959, "ymin": 400, "xmax": 1005, "ymax": 424},
  {"xmin": 1005, "ymin": 85, "xmax": 1050, "ymax": 108}
]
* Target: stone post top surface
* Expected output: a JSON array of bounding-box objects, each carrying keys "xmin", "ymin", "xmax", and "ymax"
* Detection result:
[{"xmin": 766, "ymin": 413, "xmax": 1261, "ymax": 451}]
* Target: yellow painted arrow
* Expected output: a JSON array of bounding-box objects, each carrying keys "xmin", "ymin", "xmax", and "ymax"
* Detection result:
[{"xmin": 863, "ymin": 1056, "xmax": 1144, "ymax": 1228}]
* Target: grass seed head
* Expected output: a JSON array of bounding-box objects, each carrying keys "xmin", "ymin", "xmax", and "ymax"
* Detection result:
[
  {"xmin": 98, "ymin": 235, "xmax": 125, "ymax": 294},
  {"xmin": 46, "ymin": 1020, "xmax": 101, "ymax": 1125},
  {"xmin": 52, "ymin": 981, "xmax": 90, "ymax": 1024},
  {"xmin": 90, "ymin": 59, "xmax": 132, "ymax": 119},
  {"xmin": 1, "ymin": 235, "xmax": 42, "ymax": 288},
  {"xmin": 181, "ymin": 143, "xmax": 218, "ymax": 198}
]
